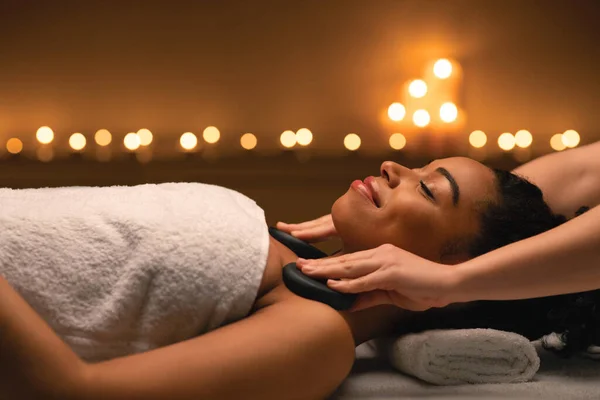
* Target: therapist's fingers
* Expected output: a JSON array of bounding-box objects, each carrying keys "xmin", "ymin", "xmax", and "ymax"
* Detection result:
[
  {"xmin": 277, "ymin": 215, "xmax": 331, "ymax": 231},
  {"xmin": 298, "ymin": 248, "xmax": 376, "ymax": 267},
  {"xmin": 299, "ymin": 257, "xmax": 380, "ymax": 279},
  {"xmin": 325, "ymin": 268, "xmax": 396, "ymax": 294},
  {"xmin": 276, "ymin": 215, "xmax": 337, "ymax": 242},
  {"xmin": 292, "ymin": 224, "xmax": 338, "ymax": 242}
]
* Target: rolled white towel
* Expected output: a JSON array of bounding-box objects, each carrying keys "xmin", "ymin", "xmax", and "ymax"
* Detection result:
[{"xmin": 371, "ymin": 328, "xmax": 540, "ymax": 385}]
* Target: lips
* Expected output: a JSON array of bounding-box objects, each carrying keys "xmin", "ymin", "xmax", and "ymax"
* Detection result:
[
  {"xmin": 351, "ymin": 177, "xmax": 380, "ymax": 207},
  {"xmin": 363, "ymin": 176, "xmax": 380, "ymax": 207}
]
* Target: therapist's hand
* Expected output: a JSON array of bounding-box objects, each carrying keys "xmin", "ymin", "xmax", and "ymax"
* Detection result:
[
  {"xmin": 296, "ymin": 243, "xmax": 459, "ymax": 312},
  {"xmin": 276, "ymin": 214, "xmax": 337, "ymax": 243}
]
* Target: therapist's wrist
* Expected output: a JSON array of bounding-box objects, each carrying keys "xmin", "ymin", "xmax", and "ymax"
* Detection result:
[{"xmin": 446, "ymin": 260, "xmax": 480, "ymax": 304}]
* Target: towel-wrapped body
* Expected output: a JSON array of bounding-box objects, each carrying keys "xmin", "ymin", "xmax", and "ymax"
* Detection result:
[{"xmin": 0, "ymin": 182, "xmax": 270, "ymax": 362}]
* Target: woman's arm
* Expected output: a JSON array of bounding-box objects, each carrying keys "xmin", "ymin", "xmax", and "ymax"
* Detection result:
[
  {"xmin": 513, "ymin": 140, "xmax": 600, "ymax": 216},
  {"xmin": 452, "ymin": 203, "xmax": 600, "ymax": 302},
  {"xmin": 1, "ymin": 276, "xmax": 356, "ymax": 400},
  {"xmin": 80, "ymin": 295, "xmax": 355, "ymax": 400},
  {"xmin": 0, "ymin": 275, "xmax": 86, "ymax": 399}
]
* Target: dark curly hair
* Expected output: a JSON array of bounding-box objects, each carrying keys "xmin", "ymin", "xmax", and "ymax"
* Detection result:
[
  {"xmin": 439, "ymin": 168, "xmax": 566, "ymax": 259},
  {"xmin": 439, "ymin": 168, "xmax": 597, "ymax": 357},
  {"xmin": 468, "ymin": 168, "xmax": 568, "ymax": 258}
]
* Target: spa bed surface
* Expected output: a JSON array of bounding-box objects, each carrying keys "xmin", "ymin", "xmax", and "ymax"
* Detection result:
[{"xmin": 329, "ymin": 340, "xmax": 600, "ymax": 399}]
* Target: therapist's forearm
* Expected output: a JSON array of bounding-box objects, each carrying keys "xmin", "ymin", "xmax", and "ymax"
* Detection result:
[{"xmin": 452, "ymin": 205, "xmax": 600, "ymax": 302}]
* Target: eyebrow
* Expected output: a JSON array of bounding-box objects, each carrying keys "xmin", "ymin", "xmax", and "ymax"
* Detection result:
[{"xmin": 435, "ymin": 167, "xmax": 460, "ymax": 206}]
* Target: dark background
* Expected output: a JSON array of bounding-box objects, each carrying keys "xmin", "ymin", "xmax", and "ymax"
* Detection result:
[{"xmin": 0, "ymin": 0, "xmax": 598, "ymax": 245}]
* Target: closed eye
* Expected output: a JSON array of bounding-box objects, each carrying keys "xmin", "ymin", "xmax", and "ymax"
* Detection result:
[{"xmin": 420, "ymin": 180, "xmax": 435, "ymax": 200}]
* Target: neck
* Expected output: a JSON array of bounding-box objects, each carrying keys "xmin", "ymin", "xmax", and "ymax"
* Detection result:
[{"xmin": 275, "ymin": 239, "xmax": 409, "ymax": 345}]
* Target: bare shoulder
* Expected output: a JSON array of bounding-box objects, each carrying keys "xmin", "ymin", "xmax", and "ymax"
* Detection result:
[{"xmin": 79, "ymin": 283, "xmax": 356, "ymax": 400}]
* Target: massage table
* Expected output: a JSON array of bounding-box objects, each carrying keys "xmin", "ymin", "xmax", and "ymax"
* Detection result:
[{"xmin": 329, "ymin": 340, "xmax": 600, "ymax": 399}]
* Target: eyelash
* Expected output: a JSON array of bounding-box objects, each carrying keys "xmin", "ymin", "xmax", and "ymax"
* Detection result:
[{"xmin": 420, "ymin": 180, "xmax": 435, "ymax": 200}]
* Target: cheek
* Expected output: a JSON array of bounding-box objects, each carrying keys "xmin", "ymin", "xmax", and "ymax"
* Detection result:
[
  {"xmin": 332, "ymin": 190, "xmax": 382, "ymax": 250},
  {"xmin": 376, "ymin": 198, "xmax": 442, "ymax": 257}
]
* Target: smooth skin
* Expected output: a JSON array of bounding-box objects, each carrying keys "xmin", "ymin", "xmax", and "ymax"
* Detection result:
[{"xmin": 277, "ymin": 140, "xmax": 600, "ymax": 311}]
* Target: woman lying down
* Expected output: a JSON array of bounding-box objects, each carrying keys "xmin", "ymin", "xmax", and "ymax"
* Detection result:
[{"xmin": 0, "ymin": 157, "xmax": 565, "ymax": 400}]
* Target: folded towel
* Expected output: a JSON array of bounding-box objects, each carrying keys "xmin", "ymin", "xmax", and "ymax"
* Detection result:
[
  {"xmin": 371, "ymin": 328, "xmax": 540, "ymax": 385},
  {"xmin": 0, "ymin": 182, "xmax": 270, "ymax": 362}
]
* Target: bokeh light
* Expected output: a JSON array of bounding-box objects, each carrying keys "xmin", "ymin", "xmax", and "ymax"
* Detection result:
[
  {"xmin": 296, "ymin": 128, "xmax": 313, "ymax": 146},
  {"xmin": 439, "ymin": 102, "xmax": 458, "ymax": 123},
  {"xmin": 137, "ymin": 128, "xmax": 153, "ymax": 146},
  {"xmin": 433, "ymin": 59, "xmax": 453, "ymax": 79},
  {"xmin": 550, "ymin": 133, "xmax": 566, "ymax": 151},
  {"xmin": 344, "ymin": 133, "xmax": 361, "ymax": 151},
  {"xmin": 69, "ymin": 133, "xmax": 86, "ymax": 151},
  {"xmin": 95, "ymin": 129, "xmax": 112, "ymax": 146},
  {"xmin": 389, "ymin": 133, "xmax": 407, "ymax": 150},
  {"xmin": 387, "ymin": 103, "xmax": 406, "ymax": 121},
  {"xmin": 498, "ymin": 132, "xmax": 516, "ymax": 151},
  {"xmin": 180, "ymin": 132, "xmax": 198, "ymax": 150},
  {"xmin": 515, "ymin": 129, "xmax": 533, "ymax": 148},
  {"xmin": 408, "ymin": 79, "xmax": 427, "ymax": 98},
  {"xmin": 203, "ymin": 126, "xmax": 220, "ymax": 144},
  {"xmin": 36, "ymin": 146, "xmax": 54, "ymax": 162},
  {"xmin": 36, "ymin": 126, "xmax": 54, "ymax": 144},
  {"xmin": 240, "ymin": 133, "xmax": 257, "ymax": 150},
  {"xmin": 412, "ymin": 109, "xmax": 430, "ymax": 127},
  {"xmin": 562, "ymin": 129, "xmax": 580, "ymax": 148},
  {"xmin": 6, "ymin": 138, "xmax": 23, "ymax": 154},
  {"xmin": 469, "ymin": 130, "xmax": 487, "ymax": 148},
  {"xmin": 280, "ymin": 130, "xmax": 297, "ymax": 148},
  {"xmin": 124, "ymin": 132, "xmax": 141, "ymax": 150}
]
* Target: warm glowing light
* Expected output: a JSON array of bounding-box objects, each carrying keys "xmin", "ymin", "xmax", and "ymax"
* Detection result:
[
  {"xmin": 296, "ymin": 128, "xmax": 313, "ymax": 146},
  {"xmin": 180, "ymin": 132, "xmax": 198, "ymax": 150},
  {"xmin": 387, "ymin": 103, "xmax": 406, "ymax": 121},
  {"xmin": 95, "ymin": 129, "xmax": 112, "ymax": 146},
  {"xmin": 562, "ymin": 129, "xmax": 580, "ymax": 148},
  {"xmin": 408, "ymin": 79, "xmax": 427, "ymax": 98},
  {"xmin": 137, "ymin": 129, "xmax": 153, "ymax": 146},
  {"xmin": 240, "ymin": 133, "xmax": 257, "ymax": 150},
  {"xmin": 469, "ymin": 131, "xmax": 487, "ymax": 148},
  {"xmin": 433, "ymin": 59, "xmax": 453, "ymax": 79},
  {"xmin": 6, "ymin": 138, "xmax": 23, "ymax": 154},
  {"xmin": 515, "ymin": 129, "xmax": 533, "ymax": 148},
  {"xmin": 36, "ymin": 126, "xmax": 54, "ymax": 144},
  {"xmin": 37, "ymin": 146, "xmax": 54, "ymax": 162},
  {"xmin": 344, "ymin": 133, "xmax": 361, "ymax": 151},
  {"xmin": 123, "ymin": 132, "xmax": 141, "ymax": 150},
  {"xmin": 551, "ymin": 133, "xmax": 566, "ymax": 151},
  {"xmin": 203, "ymin": 126, "xmax": 220, "ymax": 144},
  {"xmin": 280, "ymin": 130, "xmax": 297, "ymax": 148},
  {"xmin": 389, "ymin": 133, "xmax": 407, "ymax": 150},
  {"xmin": 439, "ymin": 102, "xmax": 458, "ymax": 123},
  {"xmin": 498, "ymin": 132, "xmax": 516, "ymax": 151},
  {"xmin": 412, "ymin": 109, "xmax": 430, "ymax": 127},
  {"xmin": 69, "ymin": 133, "xmax": 86, "ymax": 151}
]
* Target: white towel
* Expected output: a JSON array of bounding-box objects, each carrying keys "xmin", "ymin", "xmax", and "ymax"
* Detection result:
[
  {"xmin": 0, "ymin": 182, "xmax": 270, "ymax": 362},
  {"xmin": 371, "ymin": 328, "xmax": 540, "ymax": 385}
]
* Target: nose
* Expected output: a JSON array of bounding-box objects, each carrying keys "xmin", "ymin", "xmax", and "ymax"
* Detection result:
[{"xmin": 380, "ymin": 161, "xmax": 412, "ymax": 188}]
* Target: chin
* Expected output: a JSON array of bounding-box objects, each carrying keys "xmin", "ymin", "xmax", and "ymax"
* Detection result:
[{"xmin": 331, "ymin": 192, "xmax": 373, "ymax": 253}]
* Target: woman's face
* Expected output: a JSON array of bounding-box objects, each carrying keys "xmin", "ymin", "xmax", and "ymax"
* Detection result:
[{"xmin": 331, "ymin": 157, "xmax": 497, "ymax": 262}]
